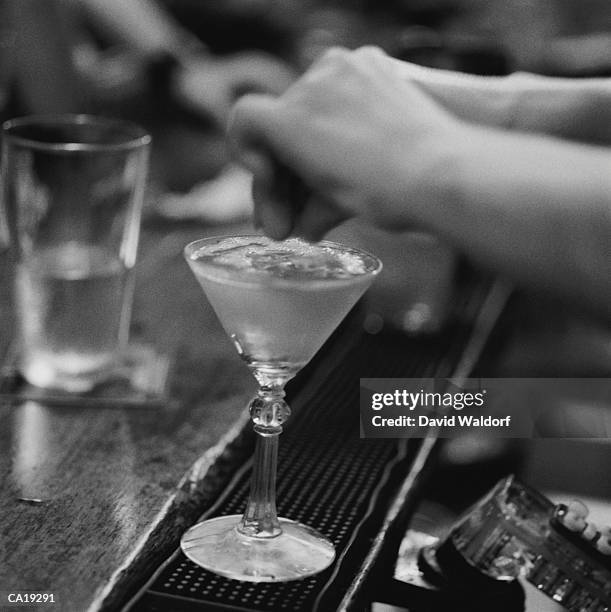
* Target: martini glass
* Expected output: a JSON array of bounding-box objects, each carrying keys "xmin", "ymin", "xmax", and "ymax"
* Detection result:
[{"xmin": 182, "ymin": 235, "xmax": 382, "ymax": 582}]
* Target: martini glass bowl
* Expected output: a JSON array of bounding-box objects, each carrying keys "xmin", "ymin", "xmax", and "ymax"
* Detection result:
[{"xmin": 181, "ymin": 235, "xmax": 381, "ymax": 582}]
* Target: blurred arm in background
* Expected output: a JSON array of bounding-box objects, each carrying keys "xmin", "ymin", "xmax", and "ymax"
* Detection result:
[
  {"xmin": 77, "ymin": 0, "xmax": 198, "ymax": 59},
  {"xmin": 78, "ymin": 0, "xmax": 296, "ymax": 126}
]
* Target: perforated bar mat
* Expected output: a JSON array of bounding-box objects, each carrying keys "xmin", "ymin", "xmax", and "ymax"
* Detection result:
[{"xmin": 126, "ymin": 284, "xmax": 495, "ymax": 612}]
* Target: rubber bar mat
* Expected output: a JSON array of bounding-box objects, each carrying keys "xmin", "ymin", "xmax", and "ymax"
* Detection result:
[{"xmin": 125, "ymin": 284, "xmax": 493, "ymax": 612}]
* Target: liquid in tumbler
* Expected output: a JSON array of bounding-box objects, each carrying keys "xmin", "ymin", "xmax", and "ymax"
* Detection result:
[{"xmin": 16, "ymin": 243, "xmax": 132, "ymax": 391}]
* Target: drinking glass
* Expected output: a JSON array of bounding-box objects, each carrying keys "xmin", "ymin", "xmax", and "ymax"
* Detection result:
[
  {"xmin": 1, "ymin": 115, "xmax": 150, "ymax": 391},
  {"xmin": 182, "ymin": 235, "xmax": 382, "ymax": 582}
]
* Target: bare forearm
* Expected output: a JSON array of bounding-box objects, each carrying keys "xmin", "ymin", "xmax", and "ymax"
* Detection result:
[
  {"xmin": 410, "ymin": 127, "xmax": 611, "ymax": 317},
  {"xmin": 79, "ymin": 0, "xmax": 199, "ymax": 58},
  {"xmin": 388, "ymin": 58, "xmax": 611, "ymax": 143},
  {"xmin": 503, "ymin": 74, "xmax": 611, "ymax": 143}
]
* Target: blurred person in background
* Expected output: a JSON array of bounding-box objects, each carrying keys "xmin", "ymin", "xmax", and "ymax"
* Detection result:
[
  {"xmin": 5, "ymin": 0, "xmax": 295, "ymax": 124},
  {"xmin": 75, "ymin": 0, "xmax": 298, "ymax": 195},
  {"xmin": 74, "ymin": 0, "xmax": 296, "ymax": 127}
]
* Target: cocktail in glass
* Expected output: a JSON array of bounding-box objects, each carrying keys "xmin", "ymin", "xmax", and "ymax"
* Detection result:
[{"xmin": 182, "ymin": 235, "xmax": 382, "ymax": 582}]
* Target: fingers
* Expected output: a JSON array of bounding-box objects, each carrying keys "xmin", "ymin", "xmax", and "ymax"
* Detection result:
[
  {"xmin": 252, "ymin": 160, "xmax": 297, "ymax": 240},
  {"xmin": 228, "ymin": 94, "xmax": 294, "ymax": 239},
  {"xmin": 227, "ymin": 93, "xmax": 278, "ymax": 167},
  {"xmin": 254, "ymin": 165, "xmax": 346, "ymax": 242},
  {"xmin": 292, "ymin": 195, "xmax": 347, "ymax": 242},
  {"xmin": 243, "ymin": 150, "xmax": 346, "ymax": 242},
  {"xmin": 253, "ymin": 163, "xmax": 347, "ymax": 242}
]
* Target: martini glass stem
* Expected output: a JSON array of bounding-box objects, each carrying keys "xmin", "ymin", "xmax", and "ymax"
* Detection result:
[{"xmin": 239, "ymin": 385, "xmax": 291, "ymax": 538}]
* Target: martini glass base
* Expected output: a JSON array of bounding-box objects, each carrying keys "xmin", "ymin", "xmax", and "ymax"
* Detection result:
[{"xmin": 181, "ymin": 515, "xmax": 335, "ymax": 582}]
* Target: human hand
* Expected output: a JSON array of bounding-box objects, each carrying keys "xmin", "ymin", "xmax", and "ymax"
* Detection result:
[
  {"xmin": 229, "ymin": 46, "xmax": 468, "ymax": 240},
  {"xmin": 174, "ymin": 51, "xmax": 296, "ymax": 126}
]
